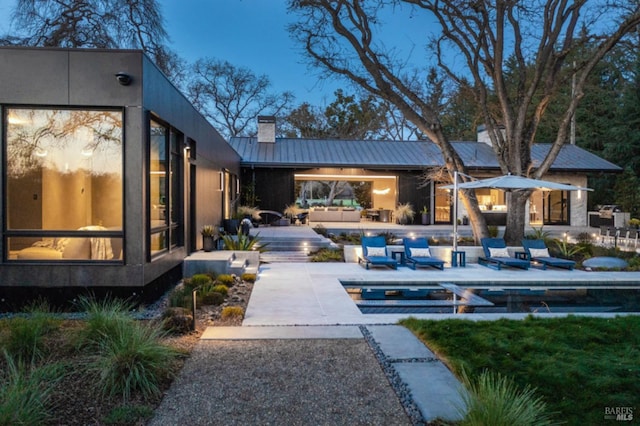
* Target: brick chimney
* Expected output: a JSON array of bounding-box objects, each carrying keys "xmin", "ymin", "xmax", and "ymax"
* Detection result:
[{"xmin": 257, "ymin": 115, "xmax": 276, "ymax": 143}]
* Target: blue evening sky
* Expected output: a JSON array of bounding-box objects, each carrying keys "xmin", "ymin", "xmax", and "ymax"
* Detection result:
[{"xmin": 0, "ymin": 0, "xmax": 433, "ymax": 106}]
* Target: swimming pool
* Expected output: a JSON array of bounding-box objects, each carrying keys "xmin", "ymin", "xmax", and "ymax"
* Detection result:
[{"xmin": 340, "ymin": 280, "xmax": 640, "ymax": 314}]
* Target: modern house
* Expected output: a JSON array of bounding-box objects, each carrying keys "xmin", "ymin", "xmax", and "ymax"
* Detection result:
[
  {"xmin": 0, "ymin": 47, "xmax": 622, "ymax": 304},
  {"xmin": 230, "ymin": 118, "xmax": 621, "ymax": 227},
  {"xmin": 0, "ymin": 47, "xmax": 240, "ymax": 303}
]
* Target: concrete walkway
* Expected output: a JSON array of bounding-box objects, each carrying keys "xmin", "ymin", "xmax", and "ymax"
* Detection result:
[{"xmin": 202, "ymin": 324, "xmax": 466, "ymax": 423}]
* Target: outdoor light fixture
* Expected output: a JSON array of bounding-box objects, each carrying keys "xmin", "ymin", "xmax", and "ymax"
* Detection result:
[
  {"xmin": 372, "ymin": 188, "xmax": 391, "ymax": 195},
  {"xmin": 115, "ymin": 72, "xmax": 132, "ymax": 86}
]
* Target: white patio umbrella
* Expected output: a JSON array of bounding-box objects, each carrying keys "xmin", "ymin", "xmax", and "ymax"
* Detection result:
[
  {"xmin": 442, "ymin": 173, "xmax": 592, "ymax": 251},
  {"xmin": 444, "ymin": 174, "xmax": 592, "ymax": 192}
]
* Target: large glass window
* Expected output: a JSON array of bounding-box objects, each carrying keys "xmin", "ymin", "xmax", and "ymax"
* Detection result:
[
  {"xmin": 149, "ymin": 119, "xmax": 183, "ymax": 257},
  {"xmin": 5, "ymin": 108, "xmax": 123, "ymax": 261}
]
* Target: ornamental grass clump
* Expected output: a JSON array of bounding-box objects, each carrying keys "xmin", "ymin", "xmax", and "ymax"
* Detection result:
[
  {"xmin": 310, "ymin": 248, "xmax": 344, "ymax": 262},
  {"xmin": 458, "ymin": 370, "xmax": 556, "ymax": 426},
  {"xmin": 212, "ymin": 284, "xmax": 229, "ymax": 296},
  {"xmin": 186, "ymin": 274, "xmax": 214, "ymax": 290},
  {"xmin": 74, "ymin": 296, "xmax": 135, "ymax": 349},
  {"xmin": 200, "ymin": 291, "xmax": 225, "ymax": 306},
  {"xmin": 241, "ymin": 273, "xmax": 257, "ymax": 283},
  {"xmin": 86, "ymin": 320, "xmax": 179, "ymax": 401},
  {"xmin": 168, "ymin": 285, "xmax": 193, "ymax": 310},
  {"xmin": 221, "ymin": 306, "xmax": 244, "ymax": 320},
  {"xmin": 216, "ymin": 274, "xmax": 235, "ymax": 287},
  {"xmin": 3, "ymin": 312, "xmax": 60, "ymax": 363},
  {"xmin": 0, "ymin": 352, "xmax": 65, "ymax": 426}
]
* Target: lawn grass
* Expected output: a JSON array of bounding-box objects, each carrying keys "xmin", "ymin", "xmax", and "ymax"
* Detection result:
[{"xmin": 400, "ymin": 315, "xmax": 640, "ymax": 425}]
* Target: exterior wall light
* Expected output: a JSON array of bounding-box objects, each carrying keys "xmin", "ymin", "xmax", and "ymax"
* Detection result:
[{"xmin": 115, "ymin": 72, "xmax": 132, "ymax": 86}]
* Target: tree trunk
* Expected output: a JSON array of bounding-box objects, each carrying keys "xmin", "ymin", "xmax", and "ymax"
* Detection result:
[
  {"xmin": 459, "ymin": 189, "xmax": 489, "ymax": 244},
  {"xmin": 503, "ymin": 191, "xmax": 532, "ymax": 245}
]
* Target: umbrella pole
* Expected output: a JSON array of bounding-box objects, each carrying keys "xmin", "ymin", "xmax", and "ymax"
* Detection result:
[{"xmin": 453, "ymin": 171, "xmax": 458, "ymax": 252}]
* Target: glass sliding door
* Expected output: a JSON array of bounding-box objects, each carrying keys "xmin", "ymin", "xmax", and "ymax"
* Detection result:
[{"xmin": 544, "ymin": 190, "xmax": 569, "ymax": 225}]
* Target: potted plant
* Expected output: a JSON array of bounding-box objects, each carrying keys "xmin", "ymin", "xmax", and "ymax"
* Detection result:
[
  {"xmin": 284, "ymin": 203, "xmax": 303, "ymax": 224},
  {"xmin": 395, "ymin": 202, "xmax": 415, "ymax": 225},
  {"xmin": 201, "ymin": 225, "xmax": 217, "ymax": 252},
  {"xmin": 420, "ymin": 206, "xmax": 430, "ymax": 225}
]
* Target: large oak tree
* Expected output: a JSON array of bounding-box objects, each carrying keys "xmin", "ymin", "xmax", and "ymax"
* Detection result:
[
  {"xmin": 289, "ymin": 0, "xmax": 640, "ymax": 244},
  {"xmin": 0, "ymin": 0, "xmax": 184, "ymax": 83}
]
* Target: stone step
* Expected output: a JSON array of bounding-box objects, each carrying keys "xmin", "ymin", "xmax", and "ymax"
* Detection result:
[
  {"xmin": 256, "ymin": 238, "xmax": 335, "ymax": 252},
  {"xmin": 260, "ymin": 251, "xmax": 312, "ymax": 263}
]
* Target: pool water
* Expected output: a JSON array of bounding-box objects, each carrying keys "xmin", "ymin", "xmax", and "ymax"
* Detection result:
[{"xmin": 344, "ymin": 284, "xmax": 640, "ymax": 315}]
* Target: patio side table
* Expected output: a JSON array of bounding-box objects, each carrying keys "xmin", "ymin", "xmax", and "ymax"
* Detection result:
[{"xmin": 451, "ymin": 250, "xmax": 466, "ymax": 267}]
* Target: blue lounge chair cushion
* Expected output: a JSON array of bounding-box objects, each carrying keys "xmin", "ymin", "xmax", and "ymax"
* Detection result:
[
  {"xmin": 402, "ymin": 237, "xmax": 444, "ymax": 270},
  {"xmin": 480, "ymin": 238, "xmax": 530, "ymax": 270},
  {"xmin": 360, "ymin": 236, "xmax": 398, "ymax": 270},
  {"xmin": 521, "ymin": 239, "xmax": 575, "ymax": 270}
]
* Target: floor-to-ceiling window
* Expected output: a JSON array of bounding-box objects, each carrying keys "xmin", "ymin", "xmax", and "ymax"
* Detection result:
[
  {"xmin": 434, "ymin": 184, "xmax": 451, "ymax": 224},
  {"xmin": 149, "ymin": 118, "xmax": 183, "ymax": 258},
  {"xmin": 544, "ymin": 190, "xmax": 569, "ymax": 225},
  {"xmin": 5, "ymin": 108, "xmax": 123, "ymax": 261}
]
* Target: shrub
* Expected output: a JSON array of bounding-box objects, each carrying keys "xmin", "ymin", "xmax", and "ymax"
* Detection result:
[
  {"xmin": 241, "ymin": 273, "xmax": 257, "ymax": 283},
  {"xmin": 221, "ymin": 233, "xmax": 268, "ymax": 252},
  {"xmin": 168, "ymin": 285, "xmax": 193, "ymax": 310},
  {"xmin": 0, "ymin": 351, "xmax": 64, "ymax": 425},
  {"xmin": 458, "ymin": 370, "xmax": 555, "ymax": 426},
  {"xmin": 553, "ymin": 239, "xmax": 584, "ymax": 259},
  {"xmin": 200, "ymin": 291, "xmax": 225, "ymax": 306},
  {"xmin": 187, "ymin": 274, "xmax": 214, "ymax": 289},
  {"xmin": 310, "ymin": 248, "xmax": 344, "ymax": 262},
  {"xmin": 86, "ymin": 320, "xmax": 179, "ymax": 401},
  {"xmin": 575, "ymin": 232, "xmax": 593, "ymax": 244},
  {"xmin": 3, "ymin": 312, "xmax": 60, "ymax": 362},
  {"xmin": 221, "ymin": 306, "xmax": 244, "ymax": 320},
  {"xmin": 488, "ymin": 225, "xmax": 499, "ymax": 238},
  {"xmin": 216, "ymin": 274, "xmax": 235, "ymax": 287},
  {"xmin": 377, "ymin": 231, "xmax": 396, "ymax": 244},
  {"xmin": 313, "ymin": 224, "xmax": 328, "ymax": 237},
  {"xmin": 212, "ymin": 284, "xmax": 229, "ymax": 296},
  {"xmin": 75, "ymin": 296, "xmax": 135, "ymax": 348},
  {"xmin": 160, "ymin": 307, "xmax": 192, "ymax": 334}
]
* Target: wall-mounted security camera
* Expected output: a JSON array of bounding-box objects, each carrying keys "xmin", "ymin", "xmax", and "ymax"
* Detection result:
[{"xmin": 115, "ymin": 72, "xmax": 132, "ymax": 86}]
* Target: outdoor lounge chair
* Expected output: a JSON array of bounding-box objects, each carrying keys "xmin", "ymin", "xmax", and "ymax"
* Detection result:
[
  {"xmin": 359, "ymin": 236, "xmax": 398, "ymax": 270},
  {"xmin": 521, "ymin": 239, "xmax": 575, "ymax": 270},
  {"xmin": 479, "ymin": 238, "xmax": 530, "ymax": 270},
  {"xmin": 403, "ymin": 237, "xmax": 444, "ymax": 270}
]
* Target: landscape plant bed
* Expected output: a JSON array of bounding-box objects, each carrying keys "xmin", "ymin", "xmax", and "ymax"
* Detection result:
[
  {"xmin": 401, "ymin": 315, "xmax": 640, "ymax": 424},
  {"xmin": 0, "ymin": 276, "xmax": 254, "ymax": 426}
]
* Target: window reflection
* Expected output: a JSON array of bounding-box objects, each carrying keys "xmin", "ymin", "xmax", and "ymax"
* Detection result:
[
  {"xmin": 5, "ymin": 108, "xmax": 123, "ymax": 261},
  {"xmin": 149, "ymin": 119, "xmax": 182, "ymax": 258}
]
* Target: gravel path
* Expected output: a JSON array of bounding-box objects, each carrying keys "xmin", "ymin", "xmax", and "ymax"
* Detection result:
[{"xmin": 149, "ymin": 339, "xmax": 412, "ymax": 426}]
